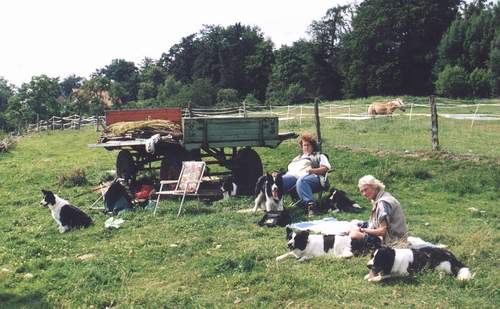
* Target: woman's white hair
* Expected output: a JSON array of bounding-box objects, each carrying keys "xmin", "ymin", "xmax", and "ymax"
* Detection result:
[{"xmin": 358, "ymin": 175, "xmax": 385, "ymax": 191}]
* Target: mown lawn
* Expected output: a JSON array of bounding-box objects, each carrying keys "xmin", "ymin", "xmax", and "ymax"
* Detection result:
[{"xmin": 0, "ymin": 108, "xmax": 499, "ymax": 308}]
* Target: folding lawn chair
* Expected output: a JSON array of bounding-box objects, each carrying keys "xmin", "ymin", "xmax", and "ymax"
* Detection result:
[{"xmin": 154, "ymin": 161, "xmax": 206, "ymax": 217}]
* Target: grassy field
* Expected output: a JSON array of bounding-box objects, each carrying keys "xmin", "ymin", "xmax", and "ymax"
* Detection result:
[{"xmin": 0, "ymin": 99, "xmax": 499, "ymax": 308}]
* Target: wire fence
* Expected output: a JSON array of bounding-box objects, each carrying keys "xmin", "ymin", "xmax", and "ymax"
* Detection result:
[{"xmin": 17, "ymin": 99, "xmax": 500, "ymax": 158}]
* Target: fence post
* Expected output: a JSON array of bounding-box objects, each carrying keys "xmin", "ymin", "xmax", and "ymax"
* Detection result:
[
  {"xmin": 299, "ymin": 105, "xmax": 303, "ymax": 125},
  {"xmin": 409, "ymin": 101, "xmax": 414, "ymax": 122},
  {"xmin": 314, "ymin": 98, "xmax": 322, "ymax": 152},
  {"xmin": 96, "ymin": 113, "xmax": 100, "ymax": 132},
  {"xmin": 36, "ymin": 114, "xmax": 39, "ymax": 132},
  {"xmin": 430, "ymin": 95, "xmax": 439, "ymax": 151},
  {"xmin": 471, "ymin": 102, "xmax": 480, "ymax": 128}
]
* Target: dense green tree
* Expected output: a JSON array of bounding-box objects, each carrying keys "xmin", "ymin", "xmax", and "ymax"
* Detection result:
[
  {"xmin": 309, "ymin": 5, "xmax": 352, "ymax": 99},
  {"xmin": 96, "ymin": 59, "xmax": 139, "ymax": 104},
  {"xmin": 216, "ymin": 88, "xmax": 239, "ymax": 106},
  {"xmin": 342, "ymin": 0, "xmax": 460, "ymax": 97},
  {"xmin": 13, "ymin": 75, "xmax": 62, "ymax": 121},
  {"xmin": 435, "ymin": 65, "xmax": 469, "ymax": 98},
  {"xmin": 190, "ymin": 78, "xmax": 217, "ymax": 107},
  {"xmin": 162, "ymin": 24, "xmax": 273, "ymax": 102},
  {"xmin": 60, "ymin": 75, "xmax": 85, "ymax": 98},
  {"xmin": 160, "ymin": 34, "xmax": 200, "ymax": 84},
  {"xmin": 266, "ymin": 40, "xmax": 332, "ymax": 103},
  {"xmin": 490, "ymin": 29, "xmax": 500, "ymax": 96},
  {"xmin": 0, "ymin": 77, "xmax": 15, "ymax": 130},
  {"xmin": 469, "ymin": 68, "xmax": 492, "ymax": 97},
  {"xmin": 137, "ymin": 57, "xmax": 167, "ymax": 100}
]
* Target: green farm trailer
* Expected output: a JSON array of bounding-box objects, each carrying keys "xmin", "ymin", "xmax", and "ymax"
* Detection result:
[{"xmin": 89, "ymin": 107, "xmax": 296, "ymax": 194}]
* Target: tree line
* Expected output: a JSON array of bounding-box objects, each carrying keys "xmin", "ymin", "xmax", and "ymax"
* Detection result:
[{"xmin": 0, "ymin": 0, "xmax": 498, "ymax": 132}]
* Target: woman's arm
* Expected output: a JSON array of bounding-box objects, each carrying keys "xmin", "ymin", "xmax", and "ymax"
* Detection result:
[
  {"xmin": 361, "ymin": 220, "xmax": 387, "ymax": 237},
  {"xmin": 307, "ymin": 166, "xmax": 329, "ymax": 175}
]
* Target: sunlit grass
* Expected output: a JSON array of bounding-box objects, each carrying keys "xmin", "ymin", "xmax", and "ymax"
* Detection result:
[{"xmin": 0, "ymin": 98, "xmax": 499, "ymax": 307}]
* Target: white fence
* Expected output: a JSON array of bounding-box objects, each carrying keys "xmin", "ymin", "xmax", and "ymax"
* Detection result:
[{"xmin": 27, "ymin": 115, "xmax": 105, "ymax": 133}]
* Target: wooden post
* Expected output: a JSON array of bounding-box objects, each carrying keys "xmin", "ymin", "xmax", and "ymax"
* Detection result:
[
  {"xmin": 188, "ymin": 102, "xmax": 194, "ymax": 117},
  {"xmin": 471, "ymin": 102, "xmax": 480, "ymax": 128},
  {"xmin": 430, "ymin": 95, "xmax": 439, "ymax": 151},
  {"xmin": 314, "ymin": 98, "xmax": 322, "ymax": 152},
  {"xmin": 243, "ymin": 101, "xmax": 247, "ymax": 118},
  {"xmin": 36, "ymin": 114, "xmax": 39, "ymax": 132},
  {"xmin": 96, "ymin": 113, "xmax": 100, "ymax": 132},
  {"xmin": 299, "ymin": 105, "xmax": 303, "ymax": 125}
]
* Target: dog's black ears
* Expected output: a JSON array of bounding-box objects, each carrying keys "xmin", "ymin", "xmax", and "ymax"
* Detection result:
[{"xmin": 41, "ymin": 189, "xmax": 49, "ymax": 195}]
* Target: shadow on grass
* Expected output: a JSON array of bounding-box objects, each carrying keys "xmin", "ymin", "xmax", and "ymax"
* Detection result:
[
  {"xmin": 0, "ymin": 291, "xmax": 51, "ymax": 308},
  {"xmin": 374, "ymin": 276, "xmax": 421, "ymax": 286}
]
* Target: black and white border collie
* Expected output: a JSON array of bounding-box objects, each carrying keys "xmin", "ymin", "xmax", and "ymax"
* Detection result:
[
  {"xmin": 324, "ymin": 187, "xmax": 362, "ymax": 213},
  {"xmin": 220, "ymin": 177, "xmax": 238, "ymax": 200},
  {"xmin": 366, "ymin": 246, "xmax": 473, "ymax": 282},
  {"xmin": 253, "ymin": 172, "xmax": 284, "ymax": 213},
  {"xmin": 276, "ymin": 228, "xmax": 377, "ymax": 262},
  {"xmin": 40, "ymin": 190, "xmax": 93, "ymax": 233}
]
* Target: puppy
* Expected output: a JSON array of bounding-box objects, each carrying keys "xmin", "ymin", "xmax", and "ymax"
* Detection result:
[
  {"xmin": 324, "ymin": 188, "xmax": 362, "ymax": 212},
  {"xmin": 366, "ymin": 246, "xmax": 473, "ymax": 282},
  {"xmin": 276, "ymin": 227, "xmax": 375, "ymax": 262},
  {"xmin": 253, "ymin": 172, "xmax": 284, "ymax": 213},
  {"xmin": 40, "ymin": 189, "xmax": 93, "ymax": 233}
]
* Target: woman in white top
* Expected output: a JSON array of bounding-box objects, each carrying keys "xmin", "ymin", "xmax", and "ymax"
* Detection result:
[{"xmin": 283, "ymin": 132, "xmax": 331, "ymax": 212}]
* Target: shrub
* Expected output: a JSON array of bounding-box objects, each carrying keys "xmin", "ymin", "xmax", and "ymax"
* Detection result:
[
  {"xmin": 58, "ymin": 167, "xmax": 88, "ymax": 187},
  {"xmin": 216, "ymin": 88, "xmax": 239, "ymax": 107},
  {"xmin": 469, "ymin": 68, "xmax": 492, "ymax": 98},
  {"xmin": 286, "ymin": 82, "xmax": 306, "ymax": 104},
  {"xmin": 435, "ymin": 65, "xmax": 470, "ymax": 98}
]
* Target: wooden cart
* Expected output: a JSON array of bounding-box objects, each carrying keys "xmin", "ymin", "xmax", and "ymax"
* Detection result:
[{"xmin": 88, "ymin": 107, "xmax": 296, "ymax": 194}]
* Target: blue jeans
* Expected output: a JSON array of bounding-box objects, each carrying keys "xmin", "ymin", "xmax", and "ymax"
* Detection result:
[{"xmin": 283, "ymin": 174, "xmax": 322, "ymax": 204}]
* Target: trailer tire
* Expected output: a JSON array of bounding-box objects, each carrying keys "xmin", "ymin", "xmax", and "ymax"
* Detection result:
[
  {"xmin": 116, "ymin": 150, "xmax": 137, "ymax": 181},
  {"xmin": 160, "ymin": 153, "xmax": 183, "ymax": 182},
  {"xmin": 233, "ymin": 148, "xmax": 263, "ymax": 196}
]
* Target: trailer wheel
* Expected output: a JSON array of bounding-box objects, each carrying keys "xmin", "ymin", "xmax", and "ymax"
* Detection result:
[
  {"xmin": 116, "ymin": 150, "xmax": 137, "ymax": 181},
  {"xmin": 233, "ymin": 148, "xmax": 263, "ymax": 196},
  {"xmin": 160, "ymin": 153, "xmax": 182, "ymax": 182}
]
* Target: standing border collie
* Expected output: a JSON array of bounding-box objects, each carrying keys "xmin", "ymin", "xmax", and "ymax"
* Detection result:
[
  {"xmin": 366, "ymin": 246, "xmax": 473, "ymax": 282},
  {"xmin": 276, "ymin": 228, "xmax": 377, "ymax": 262},
  {"xmin": 253, "ymin": 172, "xmax": 284, "ymax": 213},
  {"xmin": 40, "ymin": 189, "xmax": 93, "ymax": 233}
]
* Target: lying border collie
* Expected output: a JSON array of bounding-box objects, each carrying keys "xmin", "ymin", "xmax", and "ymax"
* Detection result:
[
  {"xmin": 366, "ymin": 246, "xmax": 473, "ymax": 282},
  {"xmin": 253, "ymin": 172, "xmax": 284, "ymax": 213},
  {"xmin": 40, "ymin": 190, "xmax": 93, "ymax": 233},
  {"xmin": 323, "ymin": 188, "xmax": 362, "ymax": 213},
  {"xmin": 276, "ymin": 228, "xmax": 378, "ymax": 262}
]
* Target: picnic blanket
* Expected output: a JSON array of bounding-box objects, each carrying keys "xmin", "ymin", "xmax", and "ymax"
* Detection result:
[
  {"xmin": 287, "ymin": 217, "xmax": 362, "ymax": 235},
  {"xmin": 288, "ymin": 217, "xmax": 445, "ymax": 248}
]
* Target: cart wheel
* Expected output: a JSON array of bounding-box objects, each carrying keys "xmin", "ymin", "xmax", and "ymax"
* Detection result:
[
  {"xmin": 116, "ymin": 150, "xmax": 137, "ymax": 181},
  {"xmin": 233, "ymin": 148, "xmax": 263, "ymax": 196},
  {"xmin": 160, "ymin": 153, "xmax": 182, "ymax": 181}
]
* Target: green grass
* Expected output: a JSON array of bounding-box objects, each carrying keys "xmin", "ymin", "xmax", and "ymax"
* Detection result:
[{"xmin": 0, "ymin": 102, "xmax": 499, "ymax": 308}]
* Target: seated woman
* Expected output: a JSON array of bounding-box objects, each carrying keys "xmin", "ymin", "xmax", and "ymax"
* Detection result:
[
  {"xmin": 282, "ymin": 132, "xmax": 331, "ymax": 214},
  {"xmin": 349, "ymin": 175, "xmax": 408, "ymax": 247}
]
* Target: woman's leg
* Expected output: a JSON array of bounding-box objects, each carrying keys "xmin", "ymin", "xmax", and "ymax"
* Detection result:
[
  {"xmin": 282, "ymin": 174, "xmax": 297, "ymax": 194},
  {"xmin": 296, "ymin": 174, "xmax": 321, "ymax": 204}
]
